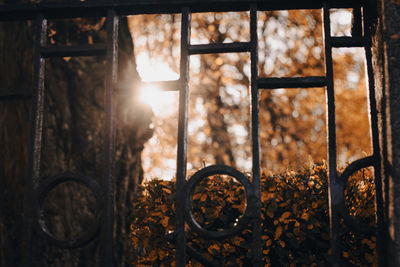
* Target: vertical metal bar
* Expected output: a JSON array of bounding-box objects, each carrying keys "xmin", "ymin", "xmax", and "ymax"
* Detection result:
[
  {"xmin": 102, "ymin": 9, "xmax": 118, "ymax": 267},
  {"xmin": 351, "ymin": 6, "xmax": 363, "ymax": 37},
  {"xmin": 22, "ymin": 12, "xmax": 47, "ymax": 267},
  {"xmin": 176, "ymin": 7, "xmax": 191, "ymax": 267},
  {"xmin": 250, "ymin": 4, "xmax": 263, "ymax": 267},
  {"xmin": 322, "ymin": 3, "xmax": 341, "ymax": 266},
  {"xmin": 363, "ymin": 5, "xmax": 386, "ymax": 266}
]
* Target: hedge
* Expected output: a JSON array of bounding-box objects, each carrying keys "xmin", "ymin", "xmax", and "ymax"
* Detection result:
[{"xmin": 130, "ymin": 163, "xmax": 377, "ymax": 266}]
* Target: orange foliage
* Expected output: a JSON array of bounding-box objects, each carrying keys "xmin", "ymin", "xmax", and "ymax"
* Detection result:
[{"xmin": 130, "ymin": 164, "xmax": 377, "ymax": 266}]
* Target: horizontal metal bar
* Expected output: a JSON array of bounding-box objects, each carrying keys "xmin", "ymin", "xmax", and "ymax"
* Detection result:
[
  {"xmin": 0, "ymin": 0, "xmax": 365, "ymax": 20},
  {"xmin": 188, "ymin": 42, "xmax": 251, "ymax": 55},
  {"xmin": 0, "ymin": 88, "xmax": 32, "ymax": 100},
  {"xmin": 258, "ymin": 76, "xmax": 326, "ymax": 89},
  {"xmin": 141, "ymin": 79, "xmax": 182, "ymax": 91},
  {"xmin": 40, "ymin": 44, "xmax": 107, "ymax": 58},
  {"xmin": 331, "ymin": 37, "xmax": 366, "ymax": 47}
]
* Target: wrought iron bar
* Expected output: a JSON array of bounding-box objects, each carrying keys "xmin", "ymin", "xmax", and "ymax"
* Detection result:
[
  {"xmin": 258, "ymin": 76, "xmax": 326, "ymax": 89},
  {"xmin": 322, "ymin": 3, "xmax": 341, "ymax": 266},
  {"xmin": 351, "ymin": 6, "xmax": 363, "ymax": 37},
  {"xmin": 250, "ymin": 4, "xmax": 263, "ymax": 267},
  {"xmin": 331, "ymin": 36, "xmax": 366, "ymax": 47},
  {"xmin": 40, "ymin": 44, "xmax": 107, "ymax": 58},
  {"xmin": 188, "ymin": 42, "xmax": 251, "ymax": 55},
  {"xmin": 102, "ymin": 9, "xmax": 118, "ymax": 267},
  {"xmin": 22, "ymin": 12, "xmax": 47, "ymax": 267},
  {"xmin": 0, "ymin": 1, "xmax": 385, "ymax": 266},
  {"xmin": 0, "ymin": 0, "xmax": 365, "ymax": 21},
  {"xmin": 338, "ymin": 157, "xmax": 376, "ymax": 234},
  {"xmin": 176, "ymin": 7, "xmax": 191, "ymax": 267}
]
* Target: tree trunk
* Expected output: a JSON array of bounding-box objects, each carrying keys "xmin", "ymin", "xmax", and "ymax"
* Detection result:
[{"xmin": 0, "ymin": 12, "xmax": 152, "ymax": 267}]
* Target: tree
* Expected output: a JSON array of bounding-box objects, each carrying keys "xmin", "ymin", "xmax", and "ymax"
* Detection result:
[
  {"xmin": 133, "ymin": 9, "xmax": 372, "ymax": 178},
  {"xmin": 0, "ymin": 1, "xmax": 152, "ymax": 266}
]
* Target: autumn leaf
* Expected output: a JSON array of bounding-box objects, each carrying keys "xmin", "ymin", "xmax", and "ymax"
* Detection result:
[
  {"xmin": 280, "ymin": 211, "xmax": 291, "ymax": 220},
  {"xmin": 275, "ymin": 226, "xmax": 283, "ymax": 240}
]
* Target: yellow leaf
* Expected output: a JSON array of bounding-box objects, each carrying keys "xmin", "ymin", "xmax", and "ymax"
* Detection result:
[
  {"xmin": 263, "ymin": 249, "xmax": 270, "ymax": 254},
  {"xmin": 279, "ymin": 240, "xmax": 285, "ymax": 247},
  {"xmin": 266, "ymin": 239, "xmax": 272, "ymax": 246},
  {"xmin": 162, "ymin": 188, "xmax": 172, "ymax": 194},
  {"xmin": 161, "ymin": 216, "xmax": 169, "ymax": 227},
  {"xmin": 215, "ymin": 57, "xmax": 224, "ymax": 66},
  {"xmin": 312, "ymin": 202, "xmax": 318, "ymax": 209},
  {"xmin": 369, "ymin": 242, "xmax": 376, "ymax": 249},
  {"xmin": 281, "ymin": 211, "xmax": 291, "ymax": 220},
  {"xmin": 193, "ymin": 193, "xmax": 201, "ymax": 200},
  {"xmin": 233, "ymin": 236, "xmax": 244, "ymax": 246},
  {"xmin": 307, "ymin": 224, "xmax": 314, "ymax": 230},
  {"xmin": 275, "ymin": 226, "xmax": 283, "ymax": 240},
  {"xmin": 343, "ymin": 251, "xmax": 349, "ymax": 258},
  {"xmin": 301, "ymin": 212, "xmax": 309, "ymax": 220},
  {"xmin": 207, "ymin": 243, "xmax": 220, "ymax": 254},
  {"xmin": 365, "ymin": 253, "xmax": 374, "ymax": 263},
  {"xmin": 158, "ymin": 250, "xmax": 166, "ymax": 259},
  {"xmin": 160, "ymin": 205, "xmax": 168, "ymax": 213},
  {"xmin": 200, "ymin": 194, "xmax": 208, "ymax": 202}
]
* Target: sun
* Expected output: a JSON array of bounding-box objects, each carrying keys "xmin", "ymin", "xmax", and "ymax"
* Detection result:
[{"xmin": 136, "ymin": 53, "xmax": 179, "ymax": 116}]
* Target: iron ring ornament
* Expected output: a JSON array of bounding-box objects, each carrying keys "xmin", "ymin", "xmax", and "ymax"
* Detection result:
[
  {"xmin": 33, "ymin": 173, "xmax": 104, "ymax": 249},
  {"xmin": 338, "ymin": 156, "xmax": 377, "ymax": 234},
  {"xmin": 184, "ymin": 165, "xmax": 256, "ymax": 240}
]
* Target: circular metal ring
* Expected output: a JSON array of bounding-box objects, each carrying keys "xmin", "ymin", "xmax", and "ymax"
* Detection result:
[
  {"xmin": 338, "ymin": 156, "xmax": 376, "ymax": 234},
  {"xmin": 185, "ymin": 165, "xmax": 255, "ymax": 240},
  {"xmin": 34, "ymin": 173, "xmax": 104, "ymax": 248}
]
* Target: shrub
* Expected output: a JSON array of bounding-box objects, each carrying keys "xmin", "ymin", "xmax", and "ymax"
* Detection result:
[{"xmin": 130, "ymin": 164, "xmax": 376, "ymax": 266}]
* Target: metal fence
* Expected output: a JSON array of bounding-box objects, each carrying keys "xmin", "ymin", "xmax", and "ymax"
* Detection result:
[{"xmin": 0, "ymin": 0, "xmax": 383, "ymax": 266}]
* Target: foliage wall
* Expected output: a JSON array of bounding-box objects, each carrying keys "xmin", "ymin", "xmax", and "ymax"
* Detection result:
[{"xmin": 130, "ymin": 164, "xmax": 377, "ymax": 266}]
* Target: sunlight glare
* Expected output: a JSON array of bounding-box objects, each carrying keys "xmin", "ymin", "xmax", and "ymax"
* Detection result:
[{"xmin": 136, "ymin": 53, "xmax": 179, "ymax": 116}]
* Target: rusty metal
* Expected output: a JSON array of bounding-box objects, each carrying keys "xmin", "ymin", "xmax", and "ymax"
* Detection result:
[{"xmin": 0, "ymin": 0, "xmax": 385, "ymax": 266}]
